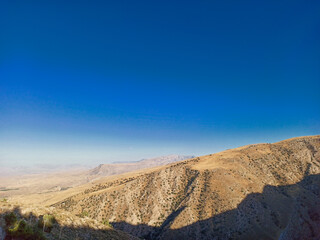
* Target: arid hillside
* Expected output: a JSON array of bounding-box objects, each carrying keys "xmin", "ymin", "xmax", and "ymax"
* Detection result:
[{"xmin": 52, "ymin": 135, "xmax": 320, "ymax": 240}]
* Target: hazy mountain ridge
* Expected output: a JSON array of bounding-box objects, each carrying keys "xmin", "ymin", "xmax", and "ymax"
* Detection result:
[
  {"xmin": 53, "ymin": 135, "xmax": 320, "ymax": 240},
  {"xmin": 89, "ymin": 154, "xmax": 194, "ymax": 177},
  {"xmin": 0, "ymin": 155, "xmax": 193, "ymax": 198}
]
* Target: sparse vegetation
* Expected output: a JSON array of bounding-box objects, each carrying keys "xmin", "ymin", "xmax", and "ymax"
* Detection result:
[
  {"xmin": 80, "ymin": 210, "xmax": 89, "ymax": 218},
  {"xmin": 4, "ymin": 212, "xmax": 46, "ymax": 240},
  {"xmin": 102, "ymin": 219, "xmax": 112, "ymax": 227},
  {"xmin": 38, "ymin": 214, "xmax": 56, "ymax": 232},
  {"xmin": 0, "ymin": 203, "xmax": 136, "ymax": 240}
]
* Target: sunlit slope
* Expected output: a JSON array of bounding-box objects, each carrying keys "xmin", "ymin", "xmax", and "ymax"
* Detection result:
[{"xmin": 53, "ymin": 136, "xmax": 320, "ymax": 239}]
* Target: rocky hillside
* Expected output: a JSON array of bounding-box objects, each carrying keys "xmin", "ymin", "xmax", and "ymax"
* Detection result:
[
  {"xmin": 0, "ymin": 201, "xmax": 137, "ymax": 240},
  {"xmin": 53, "ymin": 136, "xmax": 320, "ymax": 240}
]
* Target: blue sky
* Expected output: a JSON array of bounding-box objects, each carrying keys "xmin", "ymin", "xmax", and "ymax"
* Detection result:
[{"xmin": 1, "ymin": 0, "xmax": 319, "ymax": 166}]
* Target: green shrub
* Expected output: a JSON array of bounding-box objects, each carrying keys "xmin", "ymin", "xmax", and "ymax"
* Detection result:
[
  {"xmin": 3, "ymin": 211, "xmax": 46, "ymax": 240},
  {"xmin": 101, "ymin": 219, "xmax": 112, "ymax": 227},
  {"xmin": 38, "ymin": 214, "xmax": 56, "ymax": 233},
  {"xmin": 4, "ymin": 212, "xmax": 17, "ymax": 226},
  {"xmin": 8, "ymin": 220, "xmax": 31, "ymax": 237},
  {"xmin": 80, "ymin": 211, "xmax": 89, "ymax": 218},
  {"xmin": 7, "ymin": 219, "xmax": 45, "ymax": 239}
]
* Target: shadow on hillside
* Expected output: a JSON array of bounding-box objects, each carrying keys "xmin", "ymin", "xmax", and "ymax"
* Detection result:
[
  {"xmin": 1, "ymin": 174, "xmax": 320, "ymax": 240},
  {"xmin": 112, "ymin": 174, "xmax": 320, "ymax": 240}
]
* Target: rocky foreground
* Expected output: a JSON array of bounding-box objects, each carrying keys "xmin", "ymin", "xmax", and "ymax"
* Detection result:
[{"xmin": 0, "ymin": 202, "xmax": 137, "ymax": 240}]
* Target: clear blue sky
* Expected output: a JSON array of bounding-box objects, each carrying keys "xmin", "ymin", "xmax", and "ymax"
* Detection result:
[{"xmin": 1, "ymin": 0, "xmax": 319, "ymax": 166}]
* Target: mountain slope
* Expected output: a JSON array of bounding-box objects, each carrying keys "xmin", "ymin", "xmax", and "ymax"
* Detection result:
[{"xmin": 53, "ymin": 135, "xmax": 320, "ymax": 239}]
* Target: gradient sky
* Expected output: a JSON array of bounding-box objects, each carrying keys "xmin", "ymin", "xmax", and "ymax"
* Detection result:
[{"xmin": 1, "ymin": 0, "xmax": 320, "ymax": 166}]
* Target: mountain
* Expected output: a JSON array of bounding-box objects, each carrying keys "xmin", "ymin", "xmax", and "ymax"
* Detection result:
[
  {"xmin": 52, "ymin": 135, "xmax": 320, "ymax": 240},
  {"xmin": 89, "ymin": 154, "xmax": 194, "ymax": 177},
  {"xmin": 0, "ymin": 155, "xmax": 193, "ymax": 198}
]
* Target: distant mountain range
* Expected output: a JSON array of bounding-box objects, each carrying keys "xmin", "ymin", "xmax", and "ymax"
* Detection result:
[
  {"xmin": 89, "ymin": 154, "xmax": 194, "ymax": 177},
  {"xmin": 0, "ymin": 155, "xmax": 194, "ymax": 197}
]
